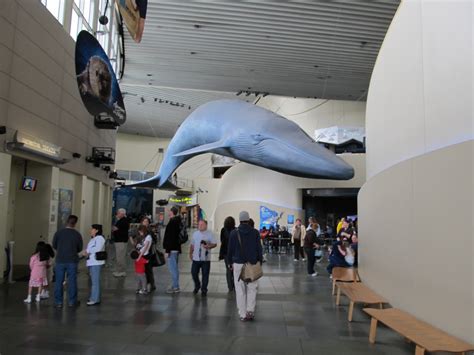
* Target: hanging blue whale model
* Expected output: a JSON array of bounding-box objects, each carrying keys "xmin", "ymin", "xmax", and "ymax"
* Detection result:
[{"xmin": 127, "ymin": 99, "xmax": 354, "ymax": 189}]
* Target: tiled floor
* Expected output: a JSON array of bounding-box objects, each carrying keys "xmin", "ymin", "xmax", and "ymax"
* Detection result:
[{"xmin": 0, "ymin": 247, "xmax": 414, "ymax": 354}]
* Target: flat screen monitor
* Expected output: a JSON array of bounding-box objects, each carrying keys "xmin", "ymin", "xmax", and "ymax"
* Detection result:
[{"xmin": 21, "ymin": 176, "xmax": 37, "ymax": 191}]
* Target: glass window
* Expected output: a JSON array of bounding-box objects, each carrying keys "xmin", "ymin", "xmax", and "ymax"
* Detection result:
[
  {"xmin": 70, "ymin": 9, "xmax": 80, "ymax": 39},
  {"xmin": 41, "ymin": 0, "xmax": 64, "ymax": 25}
]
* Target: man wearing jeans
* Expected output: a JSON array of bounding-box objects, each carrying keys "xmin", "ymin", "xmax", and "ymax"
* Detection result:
[
  {"xmin": 163, "ymin": 206, "xmax": 182, "ymax": 293},
  {"xmin": 52, "ymin": 215, "xmax": 83, "ymax": 308},
  {"xmin": 189, "ymin": 220, "xmax": 217, "ymax": 297},
  {"xmin": 112, "ymin": 208, "xmax": 129, "ymax": 277}
]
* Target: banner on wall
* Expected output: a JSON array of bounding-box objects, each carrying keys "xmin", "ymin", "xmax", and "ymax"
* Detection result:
[
  {"xmin": 259, "ymin": 205, "xmax": 283, "ymax": 230},
  {"xmin": 57, "ymin": 189, "xmax": 73, "ymax": 230},
  {"xmin": 75, "ymin": 30, "xmax": 126, "ymax": 125}
]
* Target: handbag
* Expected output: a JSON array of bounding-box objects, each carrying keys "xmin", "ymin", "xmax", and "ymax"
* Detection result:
[
  {"xmin": 95, "ymin": 251, "xmax": 107, "ymax": 261},
  {"xmin": 314, "ymin": 249, "xmax": 323, "ymax": 258},
  {"xmin": 155, "ymin": 249, "xmax": 166, "ymax": 267},
  {"xmin": 237, "ymin": 232, "xmax": 263, "ymax": 283}
]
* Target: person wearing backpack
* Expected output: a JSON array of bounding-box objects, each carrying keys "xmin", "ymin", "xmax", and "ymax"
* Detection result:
[{"xmin": 163, "ymin": 206, "xmax": 183, "ymax": 294}]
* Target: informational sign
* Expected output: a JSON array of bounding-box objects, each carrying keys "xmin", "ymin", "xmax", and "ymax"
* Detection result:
[
  {"xmin": 75, "ymin": 30, "xmax": 126, "ymax": 125},
  {"xmin": 15, "ymin": 131, "xmax": 61, "ymax": 158}
]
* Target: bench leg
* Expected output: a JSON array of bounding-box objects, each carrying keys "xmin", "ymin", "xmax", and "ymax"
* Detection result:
[
  {"xmin": 348, "ymin": 301, "xmax": 354, "ymax": 322},
  {"xmin": 336, "ymin": 285, "xmax": 341, "ymax": 305},
  {"xmin": 332, "ymin": 280, "xmax": 336, "ymax": 295},
  {"xmin": 415, "ymin": 345, "xmax": 425, "ymax": 355},
  {"xmin": 369, "ymin": 317, "xmax": 377, "ymax": 344},
  {"xmin": 379, "ymin": 303, "xmax": 383, "ymax": 309}
]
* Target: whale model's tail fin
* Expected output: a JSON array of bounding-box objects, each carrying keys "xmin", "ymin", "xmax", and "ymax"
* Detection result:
[{"xmin": 121, "ymin": 175, "xmax": 178, "ymax": 191}]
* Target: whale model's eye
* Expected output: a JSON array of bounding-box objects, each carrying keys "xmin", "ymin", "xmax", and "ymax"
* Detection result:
[{"xmin": 250, "ymin": 134, "xmax": 267, "ymax": 145}]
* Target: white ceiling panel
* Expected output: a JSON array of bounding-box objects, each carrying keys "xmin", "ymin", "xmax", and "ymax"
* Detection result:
[{"xmin": 118, "ymin": 1, "xmax": 399, "ymax": 137}]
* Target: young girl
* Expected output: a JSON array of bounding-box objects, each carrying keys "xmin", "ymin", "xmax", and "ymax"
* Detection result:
[{"xmin": 24, "ymin": 242, "xmax": 49, "ymax": 303}]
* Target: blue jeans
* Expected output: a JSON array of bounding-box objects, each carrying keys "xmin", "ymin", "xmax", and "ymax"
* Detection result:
[
  {"xmin": 167, "ymin": 251, "xmax": 179, "ymax": 289},
  {"xmin": 54, "ymin": 262, "xmax": 78, "ymax": 305},
  {"xmin": 88, "ymin": 265, "xmax": 102, "ymax": 303},
  {"xmin": 191, "ymin": 261, "xmax": 211, "ymax": 292}
]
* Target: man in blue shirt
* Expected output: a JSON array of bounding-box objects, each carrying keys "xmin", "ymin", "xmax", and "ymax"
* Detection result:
[
  {"xmin": 52, "ymin": 215, "xmax": 83, "ymax": 308},
  {"xmin": 189, "ymin": 220, "xmax": 217, "ymax": 297}
]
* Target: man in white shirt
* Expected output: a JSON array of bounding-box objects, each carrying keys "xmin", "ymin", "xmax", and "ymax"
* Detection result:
[{"xmin": 189, "ymin": 220, "xmax": 217, "ymax": 297}]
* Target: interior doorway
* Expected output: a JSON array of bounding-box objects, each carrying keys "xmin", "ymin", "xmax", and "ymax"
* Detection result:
[
  {"xmin": 302, "ymin": 188, "xmax": 359, "ymax": 233},
  {"xmin": 7, "ymin": 158, "xmax": 52, "ymax": 278}
]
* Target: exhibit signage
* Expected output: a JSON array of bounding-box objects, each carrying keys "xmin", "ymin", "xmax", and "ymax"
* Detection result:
[
  {"xmin": 15, "ymin": 131, "xmax": 61, "ymax": 158},
  {"xmin": 169, "ymin": 195, "xmax": 197, "ymax": 207}
]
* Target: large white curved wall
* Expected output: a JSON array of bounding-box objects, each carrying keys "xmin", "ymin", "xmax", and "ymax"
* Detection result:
[
  {"xmin": 212, "ymin": 154, "xmax": 365, "ymax": 231},
  {"xmin": 366, "ymin": 0, "xmax": 473, "ymax": 179},
  {"xmin": 359, "ymin": 0, "xmax": 473, "ymax": 343}
]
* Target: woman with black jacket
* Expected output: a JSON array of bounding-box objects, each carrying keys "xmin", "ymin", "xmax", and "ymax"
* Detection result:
[{"xmin": 219, "ymin": 216, "xmax": 236, "ymax": 292}]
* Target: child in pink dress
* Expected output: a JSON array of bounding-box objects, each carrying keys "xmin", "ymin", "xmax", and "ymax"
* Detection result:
[{"xmin": 24, "ymin": 243, "xmax": 49, "ymax": 303}]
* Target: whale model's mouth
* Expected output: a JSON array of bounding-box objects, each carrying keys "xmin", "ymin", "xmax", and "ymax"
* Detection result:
[{"xmin": 252, "ymin": 137, "xmax": 355, "ymax": 180}]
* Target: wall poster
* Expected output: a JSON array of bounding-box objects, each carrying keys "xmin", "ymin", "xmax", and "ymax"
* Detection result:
[{"xmin": 57, "ymin": 189, "xmax": 73, "ymax": 229}]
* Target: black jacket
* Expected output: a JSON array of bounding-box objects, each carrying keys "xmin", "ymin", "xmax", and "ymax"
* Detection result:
[
  {"xmin": 219, "ymin": 227, "xmax": 233, "ymax": 260},
  {"xmin": 113, "ymin": 217, "xmax": 130, "ymax": 243},
  {"xmin": 163, "ymin": 216, "xmax": 182, "ymax": 253},
  {"xmin": 304, "ymin": 229, "xmax": 322, "ymax": 249},
  {"xmin": 227, "ymin": 224, "xmax": 263, "ymax": 265}
]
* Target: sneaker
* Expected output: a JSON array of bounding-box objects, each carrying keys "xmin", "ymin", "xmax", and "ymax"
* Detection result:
[
  {"xmin": 294, "ymin": 259, "xmax": 298, "ymax": 262},
  {"xmin": 55, "ymin": 303, "xmax": 63, "ymax": 309},
  {"xmin": 316, "ymin": 258, "xmax": 322, "ymax": 263},
  {"xmin": 87, "ymin": 301, "xmax": 100, "ymax": 306},
  {"xmin": 40, "ymin": 291, "xmax": 49, "ymax": 299},
  {"xmin": 23, "ymin": 296, "xmax": 32, "ymax": 304},
  {"xmin": 246, "ymin": 312, "xmax": 255, "ymax": 321},
  {"xmin": 329, "ymin": 275, "xmax": 333, "ymax": 279},
  {"xmin": 193, "ymin": 288, "xmax": 200, "ymax": 295},
  {"xmin": 240, "ymin": 316, "xmax": 248, "ymax": 322},
  {"xmin": 201, "ymin": 291, "xmax": 207, "ymax": 297},
  {"xmin": 68, "ymin": 301, "xmax": 81, "ymax": 308},
  {"xmin": 173, "ymin": 288, "xmax": 181, "ymax": 294},
  {"xmin": 138, "ymin": 290, "xmax": 148, "ymax": 295},
  {"xmin": 35, "ymin": 294, "xmax": 41, "ymax": 303},
  {"xmin": 302, "ymin": 258, "xmax": 306, "ymax": 261},
  {"xmin": 166, "ymin": 287, "xmax": 176, "ymax": 294},
  {"xmin": 311, "ymin": 272, "xmax": 318, "ymax": 277}
]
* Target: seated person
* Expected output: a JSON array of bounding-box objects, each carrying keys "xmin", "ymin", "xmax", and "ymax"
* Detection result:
[
  {"xmin": 326, "ymin": 239, "xmax": 350, "ymax": 276},
  {"xmin": 336, "ymin": 219, "xmax": 354, "ymax": 242},
  {"xmin": 350, "ymin": 233, "xmax": 358, "ymax": 267}
]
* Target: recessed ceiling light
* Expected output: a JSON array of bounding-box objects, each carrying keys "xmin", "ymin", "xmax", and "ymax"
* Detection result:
[
  {"xmin": 194, "ymin": 24, "xmax": 201, "ymax": 29},
  {"xmin": 190, "ymin": 51, "xmax": 197, "ymax": 55},
  {"xmin": 147, "ymin": 73, "xmax": 152, "ymax": 76},
  {"xmin": 314, "ymin": 65, "xmax": 319, "ymax": 68}
]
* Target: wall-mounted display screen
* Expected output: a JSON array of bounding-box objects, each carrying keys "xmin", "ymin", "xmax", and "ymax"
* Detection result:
[{"xmin": 21, "ymin": 176, "xmax": 37, "ymax": 192}]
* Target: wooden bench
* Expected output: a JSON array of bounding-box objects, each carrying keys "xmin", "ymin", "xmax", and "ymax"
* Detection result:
[
  {"xmin": 335, "ymin": 282, "xmax": 388, "ymax": 322},
  {"xmin": 331, "ymin": 267, "xmax": 360, "ymax": 295},
  {"xmin": 364, "ymin": 308, "xmax": 474, "ymax": 355}
]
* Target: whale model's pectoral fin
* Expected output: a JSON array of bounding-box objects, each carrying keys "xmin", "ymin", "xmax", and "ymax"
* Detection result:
[{"xmin": 173, "ymin": 139, "xmax": 229, "ymax": 157}]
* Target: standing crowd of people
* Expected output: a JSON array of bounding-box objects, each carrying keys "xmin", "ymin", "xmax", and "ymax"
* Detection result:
[{"xmin": 22, "ymin": 207, "xmax": 356, "ymax": 322}]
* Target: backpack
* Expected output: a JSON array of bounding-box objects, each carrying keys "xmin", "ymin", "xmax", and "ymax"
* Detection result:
[{"xmin": 178, "ymin": 220, "xmax": 188, "ymax": 244}]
